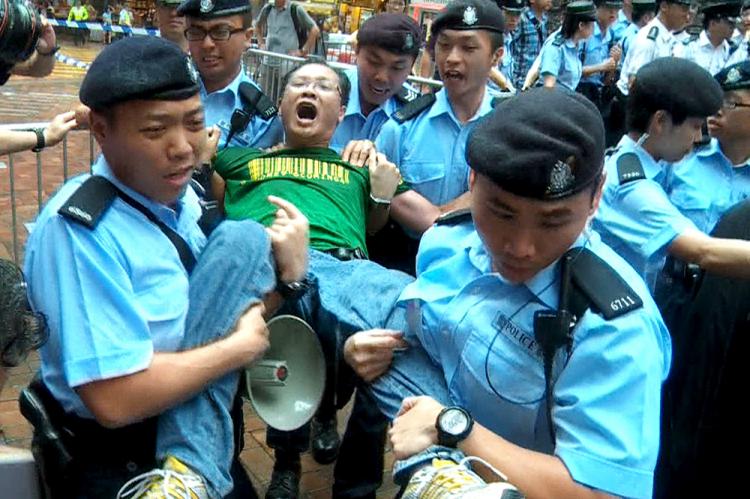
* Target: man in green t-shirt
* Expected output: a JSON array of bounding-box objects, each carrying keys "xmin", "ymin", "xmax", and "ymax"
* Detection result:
[{"xmin": 210, "ymin": 60, "xmax": 416, "ymax": 498}]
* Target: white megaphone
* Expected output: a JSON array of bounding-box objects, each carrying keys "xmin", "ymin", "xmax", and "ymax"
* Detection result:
[{"xmin": 243, "ymin": 315, "xmax": 326, "ymax": 431}]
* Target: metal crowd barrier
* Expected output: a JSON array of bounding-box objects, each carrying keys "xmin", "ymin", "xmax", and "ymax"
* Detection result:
[{"xmin": 1, "ymin": 49, "xmax": 442, "ymax": 264}]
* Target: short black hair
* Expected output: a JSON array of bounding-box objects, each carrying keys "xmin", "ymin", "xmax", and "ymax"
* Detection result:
[
  {"xmin": 561, "ymin": 13, "xmax": 594, "ymax": 38},
  {"xmin": 281, "ymin": 59, "xmax": 351, "ymax": 108},
  {"xmin": 632, "ymin": 8, "xmax": 655, "ymax": 23}
]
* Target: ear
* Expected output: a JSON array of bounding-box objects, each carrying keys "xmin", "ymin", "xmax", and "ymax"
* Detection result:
[
  {"xmin": 337, "ymin": 104, "xmax": 346, "ymax": 124},
  {"xmin": 242, "ymin": 27, "xmax": 253, "ymax": 49},
  {"xmin": 89, "ymin": 110, "xmax": 110, "ymax": 146},
  {"xmin": 589, "ymin": 170, "xmax": 606, "ymax": 217},
  {"xmin": 469, "ymin": 169, "xmax": 476, "ymax": 191},
  {"xmin": 491, "ymin": 43, "xmax": 503, "ymax": 68}
]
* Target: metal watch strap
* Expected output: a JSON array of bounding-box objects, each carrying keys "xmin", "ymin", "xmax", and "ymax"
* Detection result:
[{"xmin": 31, "ymin": 128, "xmax": 45, "ymax": 152}]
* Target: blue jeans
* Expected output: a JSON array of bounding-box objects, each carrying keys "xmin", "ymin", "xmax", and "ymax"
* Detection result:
[
  {"xmin": 155, "ymin": 223, "xmax": 415, "ymax": 498},
  {"xmin": 155, "ymin": 220, "xmax": 276, "ymax": 498}
]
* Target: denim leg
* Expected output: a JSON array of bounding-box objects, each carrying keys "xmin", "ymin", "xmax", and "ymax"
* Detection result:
[{"xmin": 156, "ymin": 220, "xmax": 277, "ymax": 499}]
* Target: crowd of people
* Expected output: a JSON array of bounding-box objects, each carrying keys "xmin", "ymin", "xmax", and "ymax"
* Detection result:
[{"xmin": 1, "ymin": 0, "xmax": 750, "ymax": 498}]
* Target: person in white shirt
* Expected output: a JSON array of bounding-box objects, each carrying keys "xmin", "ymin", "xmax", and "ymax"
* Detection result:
[{"xmin": 681, "ymin": 0, "xmax": 742, "ymax": 75}]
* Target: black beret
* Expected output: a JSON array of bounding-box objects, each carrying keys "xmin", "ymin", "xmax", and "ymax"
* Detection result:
[
  {"xmin": 357, "ymin": 13, "xmax": 421, "ymax": 57},
  {"xmin": 632, "ymin": 57, "xmax": 722, "ymax": 119},
  {"xmin": 177, "ymin": 0, "xmax": 249, "ymax": 18},
  {"xmin": 467, "ymin": 88, "xmax": 605, "ymax": 200},
  {"xmin": 431, "ymin": 0, "xmax": 504, "ymax": 37},
  {"xmin": 715, "ymin": 61, "xmax": 750, "ymax": 91},
  {"xmin": 80, "ymin": 37, "xmax": 200, "ymax": 109},
  {"xmin": 500, "ymin": 0, "xmax": 524, "ymax": 12}
]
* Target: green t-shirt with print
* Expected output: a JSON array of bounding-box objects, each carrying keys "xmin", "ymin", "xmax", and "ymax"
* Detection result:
[{"xmin": 214, "ymin": 147, "xmax": 409, "ymax": 255}]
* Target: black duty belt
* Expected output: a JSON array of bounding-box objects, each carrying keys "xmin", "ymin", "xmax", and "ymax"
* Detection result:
[
  {"xmin": 322, "ymin": 247, "xmax": 367, "ymax": 261},
  {"xmin": 664, "ymin": 256, "xmax": 701, "ymax": 290}
]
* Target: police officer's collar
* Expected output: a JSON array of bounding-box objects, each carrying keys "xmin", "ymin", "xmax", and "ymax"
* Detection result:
[
  {"xmin": 92, "ymin": 156, "xmax": 188, "ymax": 220},
  {"xmin": 700, "ymin": 137, "xmax": 750, "ymax": 169},
  {"xmin": 427, "ymin": 87, "xmax": 494, "ymax": 124},
  {"xmin": 342, "ymin": 68, "xmax": 400, "ymax": 120},
  {"xmin": 198, "ymin": 64, "xmax": 246, "ymax": 100},
  {"xmin": 698, "ymin": 30, "xmax": 728, "ymax": 49}
]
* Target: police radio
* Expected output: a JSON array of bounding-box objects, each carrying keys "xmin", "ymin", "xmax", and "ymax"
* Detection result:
[
  {"xmin": 533, "ymin": 252, "xmax": 575, "ymax": 443},
  {"xmin": 224, "ymin": 82, "xmax": 278, "ymax": 148}
]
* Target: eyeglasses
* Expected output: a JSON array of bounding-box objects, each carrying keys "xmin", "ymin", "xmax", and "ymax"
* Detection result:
[
  {"xmin": 722, "ymin": 99, "xmax": 750, "ymax": 110},
  {"xmin": 287, "ymin": 78, "xmax": 341, "ymax": 95},
  {"xmin": 184, "ymin": 26, "xmax": 245, "ymax": 42}
]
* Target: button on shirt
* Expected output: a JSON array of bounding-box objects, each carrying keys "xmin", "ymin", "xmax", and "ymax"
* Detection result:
[
  {"xmin": 397, "ymin": 220, "xmax": 670, "ymax": 499},
  {"xmin": 668, "ymin": 138, "xmax": 750, "ymax": 233},
  {"xmin": 539, "ymin": 30, "xmax": 583, "ymax": 92},
  {"xmin": 617, "ymin": 16, "xmax": 677, "ymax": 95},
  {"xmin": 579, "ymin": 22, "xmax": 613, "ymax": 86},
  {"xmin": 200, "ymin": 69, "xmax": 284, "ymax": 149},
  {"xmin": 24, "ymin": 157, "xmax": 206, "ymax": 418},
  {"xmin": 329, "ymin": 68, "xmax": 403, "ymax": 153},
  {"xmin": 593, "ymin": 135, "xmax": 698, "ymax": 291},
  {"xmin": 682, "ymin": 31, "xmax": 731, "ymax": 75},
  {"xmin": 375, "ymin": 87, "xmax": 494, "ymax": 206}
]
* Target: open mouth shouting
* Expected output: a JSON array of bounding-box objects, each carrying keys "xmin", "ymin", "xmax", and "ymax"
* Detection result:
[
  {"xmin": 296, "ymin": 101, "xmax": 318, "ymax": 124},
  {"xmin": 442, "ymin": 69, "xmax": 464, "ymax": 82}
]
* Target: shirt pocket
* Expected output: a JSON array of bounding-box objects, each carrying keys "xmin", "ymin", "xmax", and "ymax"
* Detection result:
[
  {"xmin": 133, "ymin": 265, "xmax": 189, "ymax": 351},
  {"xmin": 400, "ymin": 160, "xmax": 446, "ymax": 199}
]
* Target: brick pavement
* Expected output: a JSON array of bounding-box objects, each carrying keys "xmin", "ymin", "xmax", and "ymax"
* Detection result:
[{"xmin": 0, "ymin": 39, "xmax": 400, "ymax": 498}]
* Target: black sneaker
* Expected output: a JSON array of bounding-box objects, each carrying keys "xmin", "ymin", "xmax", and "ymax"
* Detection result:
[
  {"xmin": 311, "ymin": 415, "xmax": 341, "ymax": 465},
  {"xmin": 266, "ymin": 465, "xmax": 301, "ymax": 499}
]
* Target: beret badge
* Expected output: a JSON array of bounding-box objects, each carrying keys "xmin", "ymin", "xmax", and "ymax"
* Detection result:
[
  {"xmin": 548, "ymin": 159, "xmax": 576, "ymax": 196},
  {"xmin": 463, "ymin": 6, "xmax": 478, "ymax": 25},
  {"xmin": 403, "ymin": 33, "xmax": 414, "ymax": 50},
  {"xmin": 200, "ymin": 0, "xmax": 214, "ymax": 13},
  {"xmin": 186, "ymin": 58, "xmax": 199, "ymax": 84},
  {"xmin": 725, "ymin": 67, "xmax": 742, "ymax": 85}
]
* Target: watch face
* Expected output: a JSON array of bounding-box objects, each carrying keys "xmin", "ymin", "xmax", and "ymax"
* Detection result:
[{"xmin": 441, "ymin": 408, "xmax": 470, "ymax": 436}]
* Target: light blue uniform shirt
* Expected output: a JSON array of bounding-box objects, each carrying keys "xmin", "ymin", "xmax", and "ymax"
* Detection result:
[
  {"xmin": 593, "ymin": 135, "xmax": 698, "ymax": 291},
  {"xmin": 24, "ymin": 157, "xmax": 206, "ymax": 417},
  {"xmin": 579, "ymin": 22, "xmax": 613, "ymax": 86},
  {"xmin": 668, "ymin": 138, "xmax": 750, "ymax": 234},
  {"xmin": 375, "ymin": 87, "xmax": 494, "ymax": 206},
  {"xmin": 620, "ymin": 22, "xmax": 639, "ymax": 60},
  {"xmin": 200, "ymin": 69, "xmax": 284, "ymax": 149},
  {"xmin": 398, "ymin": 220, "xmax": 670, "ymax": 499},
  {"xmin": 539, "ymin": 30, "xmax": 583, "ymax": 92},
  {"xmin": 329, "ymin": 68, "xmax": 405, "ymax": 153},
  {"xmin": 610, "ymin": 9, "xmax": 631, "ymax": 43},
  {"xmin": 488, "ymin": 35, "xmax": 515, "ymax": 93}
]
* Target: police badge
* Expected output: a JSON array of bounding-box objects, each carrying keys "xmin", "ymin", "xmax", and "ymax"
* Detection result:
[
  {"xmin": 725, "ymin": 67, "xmax": 742, "ymax": 85},
  {"xmin": 463, "ymin": 6, "xmax": 478, "ymax": 26},
  {"xmin": 403, "ymin": 33, "xmax": 414, "ymax": 51},
  {"xmin": 200, "ymin": 0, "xmax": 214, "ymax": 14},
  {"xmin": 547, "ymin": 159, "xmax": 575, "ymax": 195}
]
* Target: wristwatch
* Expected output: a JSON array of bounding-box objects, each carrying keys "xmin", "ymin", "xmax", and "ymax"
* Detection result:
[
  {"xmin": 31, "ymin": 128, "xmax": 46, "ymax": 152},
  {"xmin": 276, "ymin": 276, "xmax": 311, "ymax": 300},
  {"xmin": 36, "ymin": 45, "xmax": 61, "ymax": 57},
  {"xmin": 436, "ymin": 406, "xmax": 473, "ymax": 448}
]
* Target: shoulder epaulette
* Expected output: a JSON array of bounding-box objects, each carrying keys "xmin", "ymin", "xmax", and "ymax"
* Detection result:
[
  {"xmin": 616, "ymin": 152, "xmax": 646, "ymax": 185},
  {"xmin": 392, "ymin": 93, "xmax": 436, "ymax": 124},
  {"xmin": 552, "ymin": 34, "xmax": 564, "ymax": 47},
  {"xmin": 567, "ymin": 247, "xmax": 643, "ymax": 321},
  {"xmin": 395, "ymin": 85, "xmax": 420, "ymax": 104},
  {"xmin": 647, "ymin": 26, "xmax": 659, "ymax": 41},
  {"xmin": 435, "ymin": 208, "xmax": 472, "ymax": 226},
  {"xmin": 58, "ymin": 175, "xmax": 118, "ymax": 229}
]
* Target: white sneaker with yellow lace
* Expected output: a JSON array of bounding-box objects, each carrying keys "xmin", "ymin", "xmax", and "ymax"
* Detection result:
[
  {"xmin": 116, "ymin": 455, "xmax": 210, "ymax": 499},
  {"xmin": 401, "ymin": 456, "xmax": 523, "ymax": 499}
]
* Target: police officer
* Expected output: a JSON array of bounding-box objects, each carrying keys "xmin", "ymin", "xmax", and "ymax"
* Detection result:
[
  {"xmin": 652, "ymin": 61, "xmax": 750, "ymax": 498},
  {"xmin": 330, "ymin": 13, "xmax": 422, "ymax": 153},
  {"xmin": 619, "ymin": 0, "xmax": 658, "ymax": 59},
  {"xmin": 373, "ymin": 0, "xmax": 504, "ymax": 267},
  {"xmin": 155, "ymin": 0, "xmax": 188, "ymax": 52},
  {"xmin": 177, "ymin": 0, "xmax": 283, "ymax": 149},
  {"xmin": 578, "ymin": 0, "xmax": 622, "ymax": 107},
  {"xmin": 681, "ymin": 0, "xmax": 742, "ymax": 75},
  {"xmin": 538, "ymin": 0, "xmax": 597, "ymax": 91},
  {"xmin": 593, "ymin": 57, "xmax": 750, "ymax": 296},
  {"xmin": 21, "ymin": 36, "xmax": 307, "ymax": 499},
  {"xmin": 616, "ymin": 0, "xmax": 691, "ymax": 97},
  {"xmin": 611, "ymin": 0, "xmax": 634, "ymax": 42},
  {"xmin": 668, "ymin": 61, "xmax": 750, "ymax": 234},
  {"xmin": 344, "ymin": 88, "xmax": 670, "ymax": 499}
]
